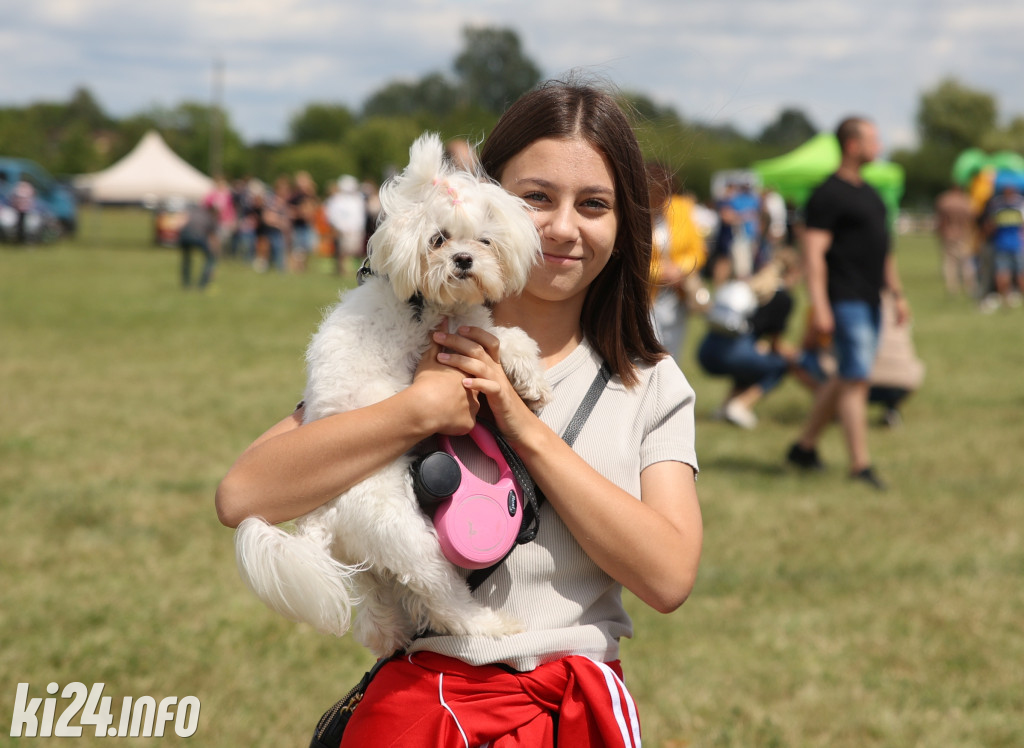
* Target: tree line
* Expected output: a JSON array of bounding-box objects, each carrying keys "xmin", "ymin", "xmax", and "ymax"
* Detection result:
[{"xmin": 1, "ymin": 26, "xmax": 1020, "ymax": 208}]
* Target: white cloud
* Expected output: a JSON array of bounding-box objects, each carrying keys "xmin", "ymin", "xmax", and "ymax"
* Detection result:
[{"xmin": 3, "ymin": 0, "xmax": 1023, "ymax": 146}]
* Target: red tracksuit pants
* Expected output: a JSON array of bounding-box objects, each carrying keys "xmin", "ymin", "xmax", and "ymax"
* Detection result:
[{"xmin": 340, "ymin": 651, "xmax": 641, "ymax": 747}]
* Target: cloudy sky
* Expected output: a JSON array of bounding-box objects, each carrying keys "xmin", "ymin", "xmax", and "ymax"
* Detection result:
[{"xmin": 5, "ymin": 0, "xmax": 1023, "ymax": 153}]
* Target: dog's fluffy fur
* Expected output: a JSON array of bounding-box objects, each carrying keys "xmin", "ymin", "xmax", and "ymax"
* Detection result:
[{"xmin": 234, "ymin": 133, "xmax": 550, "ymax": 656}]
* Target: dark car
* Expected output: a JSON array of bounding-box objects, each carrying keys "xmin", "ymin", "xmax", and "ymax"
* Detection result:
[{"xmin": 0, "ymin": 157, "xmax": 78, "ymax": 241}]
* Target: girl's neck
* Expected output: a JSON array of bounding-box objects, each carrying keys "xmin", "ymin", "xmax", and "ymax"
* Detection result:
[{"xmin": 493, "ymin": 294, "xmax": 585, "ymax": 369}]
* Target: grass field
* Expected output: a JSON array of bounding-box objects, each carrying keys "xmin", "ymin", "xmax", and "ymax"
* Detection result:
[{"xmin": 2, "ymin": 210, "xmax": 1022, "ymax": 747}]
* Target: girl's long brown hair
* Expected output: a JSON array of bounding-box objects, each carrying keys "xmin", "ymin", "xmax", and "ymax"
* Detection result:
[{"xmin": 480, "ymin": 79, "xmax": 664, "ymax": 387}]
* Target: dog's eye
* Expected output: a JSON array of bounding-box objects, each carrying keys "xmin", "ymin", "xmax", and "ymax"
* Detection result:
[
  {"xmin": 429, "ymin": 232, "xmax": 448, "ymax": 249},
  {"xmin": 478, "ymin": 237, "xmax": 491, "ymax": 246}
]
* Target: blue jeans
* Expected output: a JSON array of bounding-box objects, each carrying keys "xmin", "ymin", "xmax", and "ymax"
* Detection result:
[
  {"xmin": 697, "ymin": 332, "xmax": 789, "ymax": 392},
  {"xmin": 832, "ymin": 300, "xmax": 881, "ymax": 380},
  {"xmin": 993, "ymin": 249, "xmax": 1022, "ymax": 277}
]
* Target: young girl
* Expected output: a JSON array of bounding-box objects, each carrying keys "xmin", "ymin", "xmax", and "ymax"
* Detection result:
[{"xmin": 216, "ymin": 80, "xmax": 702, "ymax": 747}]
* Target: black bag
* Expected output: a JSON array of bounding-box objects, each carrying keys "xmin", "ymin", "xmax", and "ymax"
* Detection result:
[{"xmin": 309, "ymin": 652, "xmax": 399, "ymax": 748}]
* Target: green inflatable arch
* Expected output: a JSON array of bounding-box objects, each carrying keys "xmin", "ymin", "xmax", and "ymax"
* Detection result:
[{"xmin": 752, "ymin": 133, "xmax": 905, "ymax": 220}]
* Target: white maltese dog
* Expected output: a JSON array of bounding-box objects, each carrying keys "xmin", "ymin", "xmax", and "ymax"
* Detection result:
[{"xmin": 234, "ymin": 133, "xmax": 550, "ymax": 656}]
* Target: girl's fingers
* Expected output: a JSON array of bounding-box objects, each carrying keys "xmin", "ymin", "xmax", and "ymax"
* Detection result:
[
  {"xmin": 462, "ymin": 377, "xmax": 501, "ymax": 397},
  {"xmin": 437, "ymin": 351, "xmax": 490, "ymax": 379},
  {"xmin": 455, "ymin": 325, "xmax": 500, "ymax": 351},
  {"xmin": 434, "ymin": 326, "xmax": 499, "ymax": 359}
]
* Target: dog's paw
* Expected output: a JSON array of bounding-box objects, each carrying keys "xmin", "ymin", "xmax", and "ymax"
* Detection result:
[
  {"xmin": 515, "ymin": 377, "xmax": 552, "ymax": 412},
  {"xmin": 494, "ymin": 327, "xmax": 551, "ymax": 412}
]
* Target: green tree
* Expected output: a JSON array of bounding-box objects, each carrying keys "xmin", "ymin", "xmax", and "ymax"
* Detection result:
[
  {"xmin": 363, "ymin": 74, "xmax": 460, "ymax": 119},
  {"xmin": 65, "ymin": 87, "xmax": 110, "ymax": 131},
  {"xmin": 981, "ymin": 116, "xmax": 1024, "ymax": 155},
  {"xmin": 619, "ymin": 91, "xmax": 683, "ymax": 125},
  {"xmin": 52, "ymin": 121, "xmax": 103, "ymax": 175},
  {"xmin": 453, "ymin": 26, "xmax": 542, "ymax": 114},
  {"xmin": 289, "ymin": 103, "xmax": 356, "ymax": 144},
  {"xmin": 758, "ymin": 107, "xmax": 817, "ymax": 149},
  {"xmin": 344, "ymin": 117, "xmax": 424, "ymax": 183},
  {"xmin": 268, "ymin": 142, "xmax": 358, "ymax": 192},
  {"xmin": 917, "ymin": 78, "xmax": 997, "ymax": 152},
  {"xmin": 890, "ymin": 141, "xmax": 961, "ymax": 208}
]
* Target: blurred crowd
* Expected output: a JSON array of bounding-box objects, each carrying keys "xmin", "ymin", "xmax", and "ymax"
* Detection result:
[
  {"xmin": 934, "ymin": 168, "xmax": 1024, "ymax": 313},
  {"xmin": 646, "ymin": 164, "xmax": 925, "ymax": 435},
  {"xmin": 171, "ymin": 170, "xmax": 382, "ymax": 291},
  {"xmin": 168, "ymin": 138, "xmax": 1024, "ymax": 446}
]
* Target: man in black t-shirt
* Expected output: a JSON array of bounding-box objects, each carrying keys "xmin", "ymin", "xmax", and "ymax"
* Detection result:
[{"xmin": 786, "ymin": 117, "xmax": 910, "ymax": 490}]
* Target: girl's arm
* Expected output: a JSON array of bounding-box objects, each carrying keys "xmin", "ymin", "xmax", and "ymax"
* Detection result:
[
  {"xmin": 433, "ymin": 327, "xmax": 703, "ymax": 613},
  {"xmin": 215, "ymin": 336, "xmax": 478, "ymax": 528},
  {"xmin": 511, "ymin": 416, "xmax": 701, "ymax": 613}
]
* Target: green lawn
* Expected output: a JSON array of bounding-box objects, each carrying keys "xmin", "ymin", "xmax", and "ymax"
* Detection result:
[{"xmin": 2, "ymin": 214, "xmax": 1022, "ymax": 747}]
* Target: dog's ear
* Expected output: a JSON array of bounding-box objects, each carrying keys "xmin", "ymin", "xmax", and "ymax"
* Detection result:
[
  {"xmin": 478, "ymin": 183, "xmax": 542, "ymax": 296},
  {"xmin": 404, "ymin": 132, "xmax": 448, "ymax": 192},
  {"xmin": 368, "ymin": 213, "xmax": 423, "ymax": 301}
]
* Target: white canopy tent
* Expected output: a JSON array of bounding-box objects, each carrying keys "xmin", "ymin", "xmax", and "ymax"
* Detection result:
[{"xmin": 76, "ymin": 131, "xmax": 214, "ymax": 204}]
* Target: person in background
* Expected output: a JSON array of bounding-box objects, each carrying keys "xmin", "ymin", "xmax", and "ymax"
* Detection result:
[
  {"xmin": 324, "ymin": 175, "xmax": 367, "ymax": 278},
  {"xmin": 647, "ymin": 162, "xmax": 708, "ymax": 361},
  {"xmin": 444, "ymin": 138, "xmax": 477, "ymax": 172},
  {"xmin": 786, "ymin": 116, "xmax": 910, "ymax": 491},
  {"xmin": 979, "ymin": 178, "xmax": 1024, "ymax": 311},
  {"xmin": 250, "ymin": 177, "xmax": 290, "ymax": 273},
  {"xmin": 236, "ymin": 179, "xmax": 263, "ymax": 265},
  {"xmin": 799, "ymin": 288, "xmax": 925, "ymax": 429},
  {"xmin": 288, "ymin": 171, "xmax": 320, "ymax": 273},
  {"xmin": 11, "ymin": 177, "xmax": 36, "ymax": 244},
  {"xmin": 760, "ymin": 186, "xmax": 788, "ymax": 267},
  {"xmin": 724, "ymin": 181, "xmax": 761, "ymax": 279},
  {"xmin": 203, "ymin": 175, "xmax": 237, "ymax": 260},
  {"xmin": 697, "ymin": 250, "xmax": 802, "ymax": 429},
  {"xmin": 177, "ymin": 201, "xmax": 218, "ymax": 291},
  {"xmin": 933, "ymin": 182, "xmax": 977, "ymax": 297}
]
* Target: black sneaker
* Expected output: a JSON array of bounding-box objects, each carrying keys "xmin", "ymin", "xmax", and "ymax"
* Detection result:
[
  {"xmin": 786, "ymin": 443, "xmax": 825, "ymax": 471},
  {"xmin": 850, "ymin": 466, "xmax": 887, "ymax": 491}
]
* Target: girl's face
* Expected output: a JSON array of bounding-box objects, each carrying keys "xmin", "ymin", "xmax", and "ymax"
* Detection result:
[{"xmin": 499, "ymin": 137, "xmax": 619, "ymax": 307}]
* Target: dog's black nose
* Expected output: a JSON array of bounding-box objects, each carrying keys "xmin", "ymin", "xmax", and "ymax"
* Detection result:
[{"xmin": 453, "ymin": 253, "xmax": 473, "ymax": 271}]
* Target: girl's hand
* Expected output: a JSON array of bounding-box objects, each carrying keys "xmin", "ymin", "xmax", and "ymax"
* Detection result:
[
  {"xmin": 409, "ymin": 322, "xmax": 480, "ymax": 436},
  {"xmin": 431, "ymin": 325, "xmax": 537, "ymax": 442}
]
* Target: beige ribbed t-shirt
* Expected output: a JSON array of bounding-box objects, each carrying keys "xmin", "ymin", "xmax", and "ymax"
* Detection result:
[{"xmin": 407, "ymin": 338, "xmax": 698, "ymax": 671}]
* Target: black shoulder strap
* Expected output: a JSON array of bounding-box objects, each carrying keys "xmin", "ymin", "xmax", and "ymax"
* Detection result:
[
  {"xmin": 467, "ymin": 361, "xmax": 611, "ymax": 592},
  {"xmin": 560, "ymin": 361, "xmax": 612, "ymax": 448}
]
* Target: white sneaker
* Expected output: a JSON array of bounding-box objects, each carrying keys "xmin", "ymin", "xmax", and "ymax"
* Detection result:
[
  {"xmin": 724, "ymin": 400, "xmax": 758, "ymax": 429},
  {"xmin": 979, "ymin": 294, "xmax": 1001, "ymax": 314}
]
